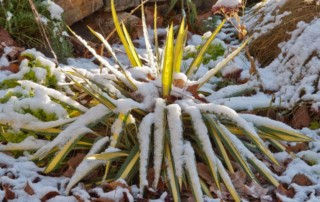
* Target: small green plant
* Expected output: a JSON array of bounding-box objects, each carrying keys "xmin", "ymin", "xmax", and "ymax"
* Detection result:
[
  {"xmin": 0, "ymin": 1, "xmax": 312, "ymax": 202},
  {"xmin": 0, "ymin": 0, "xmax": 73, "ymax": 60},
  {"xmin": 184, "ymin": 39, "xmax": 225, "ymax": 65}
]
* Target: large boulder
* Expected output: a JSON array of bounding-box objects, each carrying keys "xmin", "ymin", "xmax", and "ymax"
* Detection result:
[
  {"xmin": 54, "ymin": 0, "xmax": 167, "ymax": 25},
  {"xmin": 54, "ymin": 0, "xmax": 104, "ymax": 25},
  {"xmin": 103, "ymin": 0, "xmax": 167, "ymax": 12}
]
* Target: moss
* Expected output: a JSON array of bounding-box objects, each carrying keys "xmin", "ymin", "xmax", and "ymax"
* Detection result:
[{"xmin": 0, "ymin": 0, "xmax": 73, "ymax": 61}]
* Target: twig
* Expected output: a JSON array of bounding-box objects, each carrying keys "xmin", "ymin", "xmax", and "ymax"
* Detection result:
[{"xmin": 28, "ymin": 0, "xmax": 58, "ymax": 64}]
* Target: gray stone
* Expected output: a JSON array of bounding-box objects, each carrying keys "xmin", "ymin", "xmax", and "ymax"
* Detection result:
[
  {"xmin": 103, "ymin": 0, "xmax": 167, "ymax": 12},
  {"xmin": 54, "ymin": 0, "xmax": 104, "ymax": 25}
]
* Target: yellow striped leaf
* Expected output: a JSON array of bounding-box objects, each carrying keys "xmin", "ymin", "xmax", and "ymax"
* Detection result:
[
  {"xmin": 165, "ymin": 139, "xmax": 181, "ymax": 202},
  {"xmin": 162, "ymin": 24, "xmax": 174, "ymax": 99},
  {"xmin": 210, "ymin": 119, "xmax": 256, "ymax": 181},
  {"xmin": 111, "ymin": 0, "xmax": 141, "ymax": 67},
  {"xmin": 173, "ymin": 18, "xmax": 188, "ymax": 73},
  {"xmin": 86, "ymin": 151, "xmax": 129, "ymax": 161},
  {"xmin": 186, "ymin": 19, "xmax": 226, "ymax": 77},
  {"xmin": 116, "ymin": 144, "xmax": 140, "ymax": 180},
  {"xmin": 44, "ymin": 129, "xmax": 90, "ymax": 173},
  {"xmin": 204, "ymin": 115, "xmax": 234, "ymax": 173}
]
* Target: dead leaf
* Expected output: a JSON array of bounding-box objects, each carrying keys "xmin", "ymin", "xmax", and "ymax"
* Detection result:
[
  {"xmin": 3, "ymin": 184, "xmax": 15, "ymax": 200},
  {"xmin": 0, "ymin": 27, "xmax": 17, "ymax": 46},
  {"xmin": 276, "ymin": 184, "xmax": 295, "ymax": 199},
  {"xmin": 24, "ymin": 181, "xmax": 35, "ymax": 195},
  {"xmin": 40, "ymin": 191, "xmax": 59, "ymax": 202},
  {"xmin": 244, "ymin": 182, "xmax": 269, "ymax": 199},
  {"xmin": 1, "ymin": 63, "xmax": 19, "ymax": 73},
  {"xmin": 286, "ymin": 143, "xmax": 308, "ymax": 153},
  {"xmin": 291, "ymin": 174, "xmax": 313, "ymax": 186},
  {"xmin": 93, "ymin": 198, "xmax": 115, "ymax": 202},
  {"xmin": 103, "ymin": 180, "xmax": 131, "ymax": 193},
  {"xmin": 63, "ymin": 153, "xmax": 86, "ymax": 177},
  {"xmin": 197, "ymin": 163, "xmax": 214, "ymax": 185},
  {"xmin": 291, "ymin": 106, "xmax": 311, "ymax": 129},
  {"xmin": 173, "ymin": 79, "xmax": 186, "ymax": 88},
  {"xmin": 230, "ymin": 169, "xmax": 247, "ymax": 194}
]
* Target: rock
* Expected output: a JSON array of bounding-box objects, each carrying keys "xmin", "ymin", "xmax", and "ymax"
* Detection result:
[
  {"xmin": 103, "ymin": 0, "xmax": 167, "ymax": 12},
  {"xmin": 53, "ymin": 0, "xmax": 104, "ymax": 25},
  {"xmin": 71, "ymin": 10, "xmax": 141, "ymax": 42}
]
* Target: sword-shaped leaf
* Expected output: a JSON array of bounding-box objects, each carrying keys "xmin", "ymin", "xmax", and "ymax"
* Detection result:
[
  {"xmin": 44, "ymin": 127, "xmax": 92, "ymax": 173},
  {"xmin": 165, "ymin": 137, "xmax": 181, "ymax": 202},
  {"xmin": 186, "ymin": 19, "xmax": 226, "ymax": 77},
  {"xmin": 87, "ymin": 151, "xmax": 129, "ymax": 161},
  {"xmin": 196, "ymin": 36, "xmax": 252, "ymax": 88},
  {"xmin": 115, "ymin": 144, "xmax": 140, "ymax": 181},
  {"xmin": 173, "ymin": 18, "xmax": 188, "ymax": 73},
  {"xmin": 162, "ymin": 24, "xmax": 174, "ymax": 99},
  {"xmin": 111, "ymin": 0, "xmax": 141, "ymax": 67}
]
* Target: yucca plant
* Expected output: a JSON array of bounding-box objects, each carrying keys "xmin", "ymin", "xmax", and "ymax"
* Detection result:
[{"xmin": 0, "ymin": 0, "xmax": 311, "ymax": 201}]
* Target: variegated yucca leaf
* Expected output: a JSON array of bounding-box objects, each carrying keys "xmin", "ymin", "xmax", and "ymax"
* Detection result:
[
  {"xmin": 161, "ymin": 24, "xmax": 175, "ymax": 99},
  {"xmin": 1, "ymin": 2, "xmax": 311, "ymax": 202},
  {"xmin": 111, "ymin": 0, "xmax": 142, "ymax": 67}
]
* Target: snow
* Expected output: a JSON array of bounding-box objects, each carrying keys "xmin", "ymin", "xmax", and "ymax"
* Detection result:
[
  {"xmin": 167, "ymin": 104, "xmax": 184, "ymax": 178},
  {"xmin": 1, "ymin": 0, "xmax": 320, "ymax": 201},
  {"xmin": 65, "ymin": 136, "xmax": 109, "ymax": 194},
  {"xmin": 137, "ymin": 113, "xmax": 154, "ymax": 193},
  {"xmin": 183, "ymin": 141, "xmax": 204, "ymax": 202},
  {"xmin": 90, "ymin": 181, "xmax": 134, "ymax": 202},
  {"xmin": 32, "ymin": 104, "xmax": 110, "ymax": 160},
  {"xmin": 213, "ymin": 0, "xmax": 242, "ymax": 8},
  {"xmin": 152, "ymin": 98, "xmax": 166, "ymax": 188},
  {"xmin": 42, "ymin": 0, "xmax": 64, "ymax": 21},
  {"xmin": 6, "ymin": 11, "xmax": 13, "ymax": 21},
  {"xmin": 0, "ymin": 136, "xmax": 49, "ymax": 151}
]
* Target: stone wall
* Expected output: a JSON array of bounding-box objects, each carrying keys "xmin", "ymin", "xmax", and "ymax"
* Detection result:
[{"xmin": 54, "ymin": 0, "xmax": 167, "ymax": 25}]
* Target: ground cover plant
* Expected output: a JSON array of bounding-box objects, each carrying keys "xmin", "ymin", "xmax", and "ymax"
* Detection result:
[
  {"xmin": 0, "ymin": 0, "xmax": 318, "ymax": 201},
  {"xmin": 0, "ymin": 0, "xmax": 73, "ymax": 60}
]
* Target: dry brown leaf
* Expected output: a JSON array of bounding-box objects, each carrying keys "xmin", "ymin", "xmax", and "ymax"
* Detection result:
[
  {"xmin": 104, "ymin": 180, "xmax": 131, "ymax": 192},
  {"xmin": 276, "ymin": 184, "xmax": 295, "ymax": 199},
  {"xmin": 291, "ymin": 106, "xmax": 311, "ymax": 129},
  {"xmin": 93, "ymin": 198, "xmax": 115, "ymax": 202},
  {"xmin": 3, "ymin": 184, "xmax": 15, "ymax": 200},
  {"xmin": 63, "ymin": 153, "xmax": 86, "ymax": 177},
  {"xmin": 291, "ymin": 173, "xmax": 313, "ymax": 186},
  {"xmin": 197, "ymin": 163, "xmax": 214, "ymax": 185},
  {"xmin": 0, "ymin": 27, "xmax": 17, "ymax": 46},
  {"xmin": 286, "ymin": 143, "xmax": 308, "ymax": 153},
  {"xmin": 40, "ymin": 191, "xmax": 60, "ymax": 202},
  {"xmin": 230, "ymin": 170, "xmax": 247, "ymax": 194},
  {"xmin": 244, "ymin": 182, "xmax": 269, "ymax": 199},
  {"xmin": 24, "ymin": 181, "xmax": 35, "ymax": 195},
  {"xmin": 1, "ymin": 63, "xmax": 20, "ymax": 73}
]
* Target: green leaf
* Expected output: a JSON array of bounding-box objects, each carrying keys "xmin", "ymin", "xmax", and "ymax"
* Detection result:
[
  {"xmin": 164, "ymin": 138, "xmax": 181, "ymax": 202},
  {"xmin": 209, "ymin": 118, "xmax": 256, "ymax": 181},
  {"xmin": 65, "ymin": 71, "xmax": 117, "ymax": 110},
  {"xmin": 44, "ymin": 128, "xmax": 91, "ymax": 173},
  {"xmin": 216, "ymin": 158, "xmax": 241, "ymax": 202},
  {"xmin": 115, "ymin": 144, "xmax": 140, "ymax": 181},
  {"xmin": 162, "ymin": 24, "xmax": 174, "ymax": 99},
  {"xmin": 186, "ymin": 19, "xmax": 226, "ymax": 77},
  {"xmin": 87, "ymin": 26, "xmax": 138, "ymax": 91},
  {"xmin": 196, "ymin": 36, "xmax": 252, "ymax": 88},
  {"xmin": 248, "ymin": 157, "xmax": 279, "ymax": 187},
  {"xmin": 204, "ymin": 115, "xmax": 234, "ymax": 173}
]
